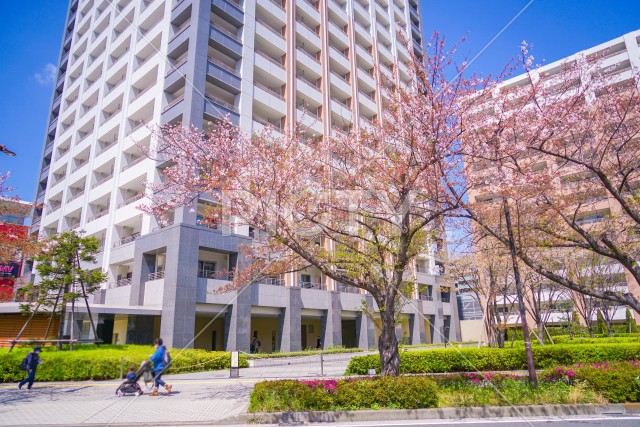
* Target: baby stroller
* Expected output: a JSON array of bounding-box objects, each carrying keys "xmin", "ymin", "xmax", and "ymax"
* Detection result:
[{"xmin": 115, "ymin": 361, "xmax": 153, "ymax": 397}]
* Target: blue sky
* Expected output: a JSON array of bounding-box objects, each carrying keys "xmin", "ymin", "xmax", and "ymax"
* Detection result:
[{"xmin": 0, "ymin": 0, "xmax": 639, "ymax": 200}]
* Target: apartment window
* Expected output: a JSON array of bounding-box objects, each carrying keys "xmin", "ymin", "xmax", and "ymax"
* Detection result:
[{"xmin": 575, "ymin": 210, "xmax": 609, "ymax": 225}]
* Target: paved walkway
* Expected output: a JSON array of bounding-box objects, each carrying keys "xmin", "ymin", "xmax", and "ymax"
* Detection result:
[{"xmin": 0, "ymin": 353, "xmax": 354, "ymax": 426}]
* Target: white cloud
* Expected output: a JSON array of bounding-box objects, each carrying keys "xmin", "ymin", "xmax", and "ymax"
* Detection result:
[{"xmin": 34, "ymin": 63, "xmax": 58, "ymax": 86}]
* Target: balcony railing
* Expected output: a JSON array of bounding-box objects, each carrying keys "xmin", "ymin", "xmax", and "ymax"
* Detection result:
[
  {"xmin": 441, "ymin": 294, "xmax": 451, "ymax": 303},
  {"xmin": 268, "ymin": 0, "xmax": 285, "ymax": 11},
  {"xmin": 198, "ymin": 270, "xmax": 234, "ymax": 280},
  {"xmin": 255, "ymin": 277, "xmax": 285, "ymax": 286},
  {"xmin": 256, "ymin": 50, "xmax": 284, "ymax": 68},
  {"xmin": 297, "ymin": 73, "xmax": 321, "ymax": 89},
  {"xmin": 255, "ymin": 82, "xmax": 284, "ymax": 100},
  {"xmin": 87, "ymin": 209, "xmax": 109, "ymax": 222},
  {"xmin": 71, "ymin": 159, "xmax": 89, "ymax": 173},
  {"xmin": 296, "ymin": 18, "xmax": 318, "ymax": 35},
  {"xmin": 162, "ymin": 95, "xmax": 185, "ymax": 113},
  {"xmin": 297, "ymin": 48, "xmax": 320, "ymax": 64},
  {"xmin": 169, "ymin": 23, "xmax": 191, "ymax": 43},
  {"xmin": 67, "ymin": 191, "xmax": 85, "ymax": 203},
  {"xmin": 331, "ymin": 71, "xmax": 350, "ymax": 85},
  {"xmin": 416, "ymin": 265, "xmax": 429, "ymax": 274},
  {"xmin": 212, "ymin": 24, "xmax": 242, "ymax": 42},
  {"xmin": 297, "ymin": 280, "xmax": 326, "ymax": 290},
  {"xmin": 337, "ymin": 282, "xmax": 360, "ymax": 293},
  {"xmin": 253, "ymin": 116, "xmax": 283, "ymax": 132},
  {"xmin": 205, "ymin": 94, "xmax": 238, "ymax": 112},
  {"xmin": 256, "ymin": 18, "xmax": 284, "ymax": 40},
  {"xmin": 113, "ymin": 232, "xmax": 141, "ymax": 247},
  {"xmin": 117, "ymin": 193, "xmax": 144, "ymax": 208},
  {"xmin": 208, "ymin": 56, "xmax": 239, "ymax": 76},
  {"xmin": 297, "ymin": 107, "xmax": 320, "ymax": 121},
  {"xmin": 121, "ymin": 157, "xmax": 144, "ymax": 171},
  {"xmin": 114, "ymin": 277, "xmax": 132, "ymax": 287},
  {"xmin": 165, "ymin": 57, "xmax": 187, "ymax": 77},
  {"xmin": 147, "ymin": 270, "xmax": 165, "ymax": 281},
  {"xmin": 418, "ymin": 293, "xmax": 433, "ymax": 301},
  {"xmin": 97, "ymin": 140, "xmax": 117, "ymax": 155},
  {"xmin": 91, "ymin": 174, "xmax": 113, "ymax": 189}
]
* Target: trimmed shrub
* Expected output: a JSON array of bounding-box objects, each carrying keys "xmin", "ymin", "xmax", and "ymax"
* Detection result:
[
  {"xmin": 573, "ymin": 361, "xmax": 640, "ymax": 403},
  {"xmin": 0, "ymin": 345, "xmax": 248, "ymax": 383},
  {"xmin": 345, "ymin": 343, "xmax": 640, "ymax": 375},
  {"xmin": 249, "ymin": 376, "xmax": 438, "ymax": 412}
]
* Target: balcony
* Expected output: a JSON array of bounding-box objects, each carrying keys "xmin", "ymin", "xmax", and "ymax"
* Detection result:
[
  {"xmin": 254, "ymin": 277, "xmax": 284, "ymax": 286},
  {"xmin": 209, "ymin": 24, "xmax": 243, "ymax": 59},
  {"xmin": 113, "ymin": 277, "xmax": 132, "ymax": 287},
  {"xmin": 147, "ymin": 270, "xmax": 165, "ymax": 281},
  {"xmin": 212, "ymin": 0, "xmax": 244, "ymax": 26},
  {"xmin": 121, "ymin": 156, "xmax": 146, "ymax": 172},
  {"xmin": 91, "ymin": 174, "xmax": 113, "ymax": 189},
  {"xmin": 204, "ymin": 94, "xmax": 239, "ymax": 125},
  {"xmin": 418, "ymin": 293, "xmax": 433, "ymax": 301},
  {"xmin": 66, "ymin": 190, "xmax": 85, "ymax": 203},
  {"xmin": 297, "ymin": 280, "xmax": 326, "ymax": 290},
  {"xmin": 87, "ymin": 209, "xmax": 109, "ymax": 222},
  {"xmin": 113, "ymin": 232, "xmax": 141, "ymax": 247},
  {"xmin": 207, "ymin": 57, "xmax": 241, "ymax": 92},
  {"xmin": 117, "ymin": 193, "xmax": 144, "ymax": 209},
  {"xmin": 198, "ymin": 269, "xmax": 234, "ymax": 280},
  {"xmin": 337, "ymin": 282, "xmax": 360, "ymax": 293}
]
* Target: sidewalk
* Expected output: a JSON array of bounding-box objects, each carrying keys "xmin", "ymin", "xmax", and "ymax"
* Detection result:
[{"xmin": 0, "ymin": 353, "xmax": 354, "ymax": 426}]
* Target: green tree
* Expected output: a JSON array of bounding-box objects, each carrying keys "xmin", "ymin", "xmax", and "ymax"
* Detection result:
[
  {"xmin": 19, "ymin": 231, "xmax": 106, "ymax": 349},
  {"xmin": 626, "ymin": 308, "xmax": 638, "ymax": 334}
]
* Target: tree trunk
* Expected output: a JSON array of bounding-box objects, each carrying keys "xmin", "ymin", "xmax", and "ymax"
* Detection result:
[
  {"xmin": 56, "ymin": 302, "xmax": 66, "ymax": 351},
  {"xmin": 589, "ymin": 328, "xmax": 594, "ymax": 338},
  {"xmin": 378, "ymin": 310, "xmax": 400, "ymax": 376},
  {"xmin": 538, "ymin": 323, "xmax": 545, "ymax": 345}
]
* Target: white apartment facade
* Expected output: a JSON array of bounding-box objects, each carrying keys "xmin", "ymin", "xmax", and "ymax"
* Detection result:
[
  {"xmin": 12, "ymin": 0, "xmax": 461, "ymax": 351},
  {"xmin": 466, "ymin": 29, "xmax": 640, "ymax": 337}
]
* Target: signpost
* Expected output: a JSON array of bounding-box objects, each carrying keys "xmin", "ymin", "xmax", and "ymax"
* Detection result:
[{"xmin": 230, "ymin": 351, "xmax": 239, "ymax": 378}]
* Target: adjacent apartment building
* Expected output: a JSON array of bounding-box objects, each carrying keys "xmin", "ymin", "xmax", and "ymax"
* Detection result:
[
  {"xmin": 464, "ymin": 29, "xmax": 640, "ymax": 339},
  {"xmin": 1, "ymin": 0, "xmax": 461, "ymax": 350}
]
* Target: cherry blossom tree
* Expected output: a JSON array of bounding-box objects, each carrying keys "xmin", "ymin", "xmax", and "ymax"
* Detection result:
[
  {"xmin": 143, "ymin": 36, "xmax": 483, "ymax": 375},
  {"xmin": 458, "ymin": 44, "xmax": 640, "ymax": 314}
]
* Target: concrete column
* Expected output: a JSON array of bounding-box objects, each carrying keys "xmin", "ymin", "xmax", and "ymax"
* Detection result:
[
  {"xmin": 409, "ymin": 305, "xmax": 426, "ymax": 345},
  {"xmin": 321, "ymin": 292, "xmax": 342, "ymax": 348},
  {"xmin": 432, "ymin": 305, "xmax": 445, "ymax": 344},
  {"xmin": 279, "ymin": 287, "xmax": 302, "ymax": 352},
  {"xmin": 129, "ymin": 251, "xmax": 155, "ymax": 306},
  {"xmin": 160, "ymin": 225, "xmax": 200, "ymax": 349},
  {"xmin": 355, "ymin": 313, "xmax": 376, "ymax": 350},
  {"xmin": 224, "ymin": 287, "xmax": 252, "ymax": 352},
  {"xmin": 450, "ymin": 291, "xmax": 462, "ymax": 342}
]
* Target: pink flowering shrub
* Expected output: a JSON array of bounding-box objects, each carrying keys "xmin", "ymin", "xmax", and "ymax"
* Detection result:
[{"xmin": 541, "ymin": 368, "xmax": 576, "ymax": 385}]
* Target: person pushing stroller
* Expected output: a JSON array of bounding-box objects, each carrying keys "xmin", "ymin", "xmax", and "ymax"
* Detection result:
[{"xmin": 149, "ymin": 337, "xmax": 172, "ymax": 396}]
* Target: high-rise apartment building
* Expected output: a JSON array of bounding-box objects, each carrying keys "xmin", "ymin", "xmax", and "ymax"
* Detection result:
[
  {"xmin": 464, "ymin": 29, "xmax": 640, "ymax": 340},
  {"xmin": 16, "ymin": 0, "xmax": 460, "ymax": 351}
]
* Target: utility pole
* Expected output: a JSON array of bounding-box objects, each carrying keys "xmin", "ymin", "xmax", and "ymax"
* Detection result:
[{"xmin": 502, "ymin": 198, "xmax": 537, "ymax": 387}]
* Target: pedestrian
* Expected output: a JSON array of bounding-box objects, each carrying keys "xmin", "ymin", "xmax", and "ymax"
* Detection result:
[
  {"xmin": 18, "ymin": 346, "xmax": 42, "ymax": 390},
  {"xmin": 149, "ymin": 338, "xmax": 172, "ymax": 396},
  {"xmin": 251, "ymin": 334, "xmax": 261, "ymax": 353},
  {"xmin": 316, "ymin": 336, "xmax": 322, "ymax": 350}
]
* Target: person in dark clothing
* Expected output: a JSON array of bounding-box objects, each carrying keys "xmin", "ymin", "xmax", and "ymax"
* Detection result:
[
  {"xmin": 316, "ymin": 336, "xmax": 322, "ymax": 350},
  {"xmin": 18, "ymin": 346, "xmax": 42, "ymax": 390}
]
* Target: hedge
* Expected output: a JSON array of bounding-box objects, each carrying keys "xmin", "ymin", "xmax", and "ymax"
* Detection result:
[
  {"xmin": 249, "ymin": 376, "xmax": 438, "ymax": 412},
  {"xmin": 0, "ymin": 345, "xmax": 248, "ymax": 383},
  {"xmin": 345, "ymin": 343, "xmax": 640, "ymax": 375}
]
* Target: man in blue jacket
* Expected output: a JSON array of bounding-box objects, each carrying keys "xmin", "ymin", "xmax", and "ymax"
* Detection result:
[
  {"xmin": 149, "ymin": 338, "xmax": 172, "ymax": 396},
  {"xmin": 18, "ymin": 346, "xmax": 41, "ymax": 390}
]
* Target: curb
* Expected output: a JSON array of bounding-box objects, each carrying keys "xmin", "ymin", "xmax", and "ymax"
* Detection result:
[{"xmin": 216, "ymin": 404, "xmax": 639, "ymax": 425}]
